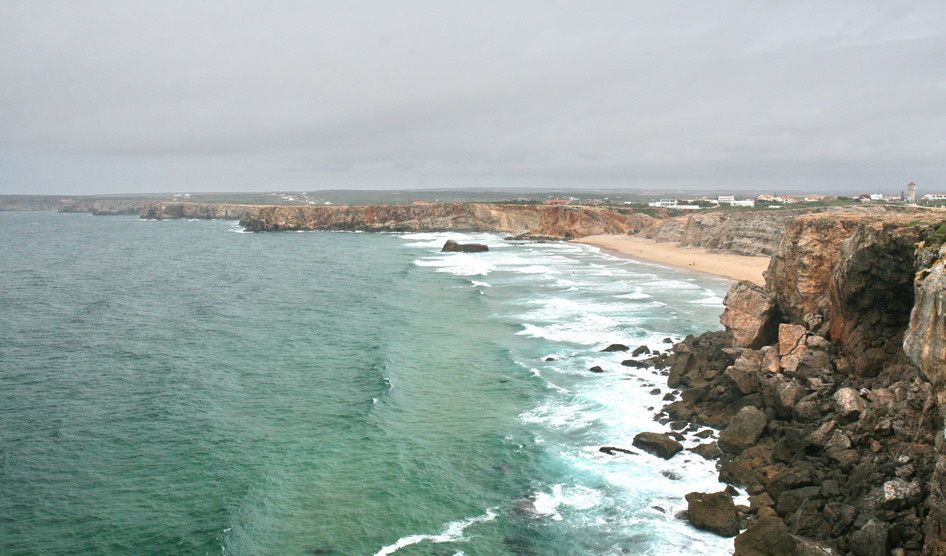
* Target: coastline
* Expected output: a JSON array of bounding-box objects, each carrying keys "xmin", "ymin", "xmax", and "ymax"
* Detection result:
[{"xmin": 574, "ymin": 234, "xmax": 769, "ymax": 285}]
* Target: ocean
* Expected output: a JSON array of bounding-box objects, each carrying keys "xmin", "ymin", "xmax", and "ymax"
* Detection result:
[{"xmin": 0, "ymin": 212, "xmax": 735, "ymax": 555}]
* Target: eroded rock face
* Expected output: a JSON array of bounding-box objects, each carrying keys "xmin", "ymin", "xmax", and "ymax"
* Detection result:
[
  {"xmin": 904, "ymin": 244, "xmax": 946, "ymax": 387},
  {"xmin": 238, "ymin": 203, "xmax": 654, "ymax": 238},
  {"xmin": 720, "ymin": 281, "xmax": 779, "ymax": 348},
  {"xmin": 828, "ymin": 225, "xmax": 924, "ymax": 375}
]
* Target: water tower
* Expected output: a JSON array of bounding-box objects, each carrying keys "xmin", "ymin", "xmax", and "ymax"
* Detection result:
[{"xmin": 907, "ymin": 182, "xmax": 917, "ymax": 202}]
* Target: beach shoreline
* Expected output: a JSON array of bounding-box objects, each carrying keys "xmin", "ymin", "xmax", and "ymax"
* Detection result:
[{"xmin": 574, "ymin": 234, "xmax": 769, "ymax": 285}]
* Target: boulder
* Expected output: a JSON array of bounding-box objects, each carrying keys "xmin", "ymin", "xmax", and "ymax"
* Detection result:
[
  {"xmin": 632, "ymin": 345, "xmax": 651, "ymax": 356},
  {"xmin": 441, "ymin": 240, "xmax": 488, "ymax": 253},
  {"xmin": 690, "ymin": 442, "xmax": 721, "ymax": 460},
  {"xmin": 833, "ymin": 387, "xmax": 866, "ymax": 424},
  {"xmin": 850, "ymin": 519, "xmax": 888, "ymax": 556},
  {"xmin": 601, "ymin": 343, "xmax": 629, "ymax": 352},
  {"xmin": 589, "ymin": 365, "xmax": 605, "ymax": 373},
  {"xmin": 718, "ymin": 406, "xmax": 768, "ymax": 454},
  {"xmin": 720, "ymin": 281, "xmax": 779, "ymax": 348},
  {"xmin": 778, "ymin": 323, "xmax": 809, "ymax": 356},
  {"xmin": 725, "ymin": 351, "xmax": 762, "ymax": 395},
  {"xmin": 632, "ymin": 432, "xmax": 683, "ymax": 459},
  {"xmin": 685, "ymin": 491, "xmax": 740, "ymax": 537},
  {"xmin": 734, "ymin": 517, "xmax": 796, "ymax": 555},
  {"xmin": 880, "ymin": 479, "xmax": 922, "ymax": 510}
]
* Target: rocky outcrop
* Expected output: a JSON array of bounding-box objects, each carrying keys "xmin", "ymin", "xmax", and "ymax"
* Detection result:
[
  {"xmin": 654, "ymin": 207, "xmax": 946, "ymax": 553},
  {"xmin": 632, "ymin": 432, "xmax": 683, "ymax": 459},
  {"xmin": 441, "ymin": 240, "xmax": 488, "ymax": 253},
  {"xmin": 685, "ymin": 491, "xmax": 741, "ymax": 537},
  {"xmin": 720, "ymin": 281, "xmax": 779, "ymax": 348},
  {"xmin": 904, "ymin": 243, "xmax": 946, "ymax": 387},
  {"xmin": 238, "ymin": 203, "xmax": 653, "ymax": 239}
]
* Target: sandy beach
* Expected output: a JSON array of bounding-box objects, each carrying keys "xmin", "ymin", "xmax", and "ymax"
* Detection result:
[{"xmin": 575, "ymin": 234, "xmax": 769, "ymax": 285}]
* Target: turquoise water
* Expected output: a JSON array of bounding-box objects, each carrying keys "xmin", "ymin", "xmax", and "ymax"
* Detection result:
[{"xmin": 0, "ymin": 212, "xmax": 733, "ymax": 555}]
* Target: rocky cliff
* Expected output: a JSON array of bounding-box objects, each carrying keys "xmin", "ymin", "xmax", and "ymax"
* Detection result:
[
  {"xmin": 670, "ymin": 207, "xmax": 946, "ymax": 554},
  {"xmin": 640, "ymin": 210, "xmax": 803, "ymax": 256},
  {"xmin": 140, "ymin": 202, "xmax": 260, "ymax": 221},
  {"xmin": 235, "ymin": 202, "xmax": 654, "ymax": 239}
]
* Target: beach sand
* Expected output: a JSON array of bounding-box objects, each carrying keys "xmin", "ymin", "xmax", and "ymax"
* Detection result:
[{"xmin": 575, "ymin": 234, "xmax": 769, "ymax": 285}]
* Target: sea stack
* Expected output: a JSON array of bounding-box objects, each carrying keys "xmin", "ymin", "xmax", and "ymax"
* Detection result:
[{"xmin": 441, "ymin": 240, "xmax": 489, "ymax": 253}]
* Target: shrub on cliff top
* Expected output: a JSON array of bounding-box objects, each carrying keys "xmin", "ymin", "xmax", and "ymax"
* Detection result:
[{"xmin": 927, "ymin": 221, "xmax": 946, "ymax": 249}]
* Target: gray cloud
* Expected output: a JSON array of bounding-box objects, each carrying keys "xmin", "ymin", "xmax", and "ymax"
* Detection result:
[{"xmin": 1, "ymin": 0, "xmax": 944, "ymax": 194}]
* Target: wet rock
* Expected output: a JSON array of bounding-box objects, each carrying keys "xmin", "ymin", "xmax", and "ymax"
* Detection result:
[
  {"xmin": 720, "ymin": 281, "xmax": 779, "ymax": 348},
  {"xmin": 718, "ymin": 406, "xmax": 768, "ymax": 454},
  {"xmin": 632, "ymin": 345, "xmax": 651, "ymax": 356},
  {"xmin": 589, "ymin": 365, "xmax": 605, "ymax": 373},
  {"xmin": 663, "ymin": 337, "xmax": 673, "ymax": 343},
  {"xmin": 649, "ymin": 388, "xmax": 661, "ymax": 395},
  {"xmin": 543, "ymin": 356, "xmax": 556, "ymax": 361},
  {"xmin": 690, "ymin": 442, "xmax": 721, "ymax": 460},
  {"xmin": 601, "ymin": 343, "xmax": 629, "ymax": 352},
  {"xmin": 441, "ymin": 240, "xmax": 488, "ymax": 252},
  {"xmin": 661, "ymin": 470, "xmax": 682, "ymax": 480},
  {"xmin": 833, "ymin": 387, "xmax": 866, "ymax": 424},
  {"xmin": 632, "ymin": 432, "xmax": 683, "ymax": 459},
  {"xmin": 599, "ymin": 446, "xmax": 635, "ymax": 456},
  {"xmin": 685, "ymin": 491, "xmax": 740, "ymax": 537},
  {"xmin": 621, "ymin": 359, "xmax": 649, "ymax": 368}
]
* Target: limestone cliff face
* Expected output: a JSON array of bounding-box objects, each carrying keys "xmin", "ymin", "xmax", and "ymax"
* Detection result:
[
  {"xmin": 236, "ymin": 203, "xmax": 654, "ymax": 239},
  {"xmin": 141, "ymin": 202, "xmax": 260, "ymax": 221},
  {"xmin": 904, "ymin": 244, "xmax": 946, "ymax": 387},
  {"xmin": 640, "ymin": 210, "xmax": 800, "ymax": 256},
  {"xmin": 58, "ymin": 199, "xmax": 151, "ymax": 215}
]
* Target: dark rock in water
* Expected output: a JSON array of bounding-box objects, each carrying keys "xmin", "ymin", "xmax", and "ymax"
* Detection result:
[
  {"xmin": 621, "ymin": 359, "xmax": 649, "ymax": 368},
  {"xmin": 662, "ymin": 393, "xmax": 675, "ymax": 401},
  {"xmin": 632, "ymin": 345, "xmax": 651, "ymax": 356},
  {"xmin": 661, "ymin": 469, "xmax": 682, "ymax": 480},
  {"xmin": 306, "ymin": 547, "xmax": 337, "ymax": 555},
  {"xmin": 589, "ymin": 365, "xmax": 605, "ymax": 373},
  {"xmin": 632, "ymin": 432, "xmax": 683, "ymax": 459},
  {"xmin": 685, "ymin": 491, "xmax": 740, "ymax": 537},
  {"xmin": 543, "ymin": 356, "xmax": 556, "ymax": 361},
  {"xmin": 649, "ymin": 388, "xmax": 662, "ymax": 395},
  {"xmin": 599, "ymin": 446, "xmax": 635, "ymax": 456},
  {"xmin": 441, "ymin": 240, "xmax": 489, "ymax": 253},
  {"xmin": 694, "ymin": 429, "xmax": 715, "ymax": 439},
  {"xmin": 601, "ymin": 343, "xmax": 629, "ymax": 352},
  {"xmin": 663, "ymin": 337, "xmax": 674, "ymax": 343},
  {"xmin": 690, "ymin": 442, "xmax": 721, "ymax": 460}
]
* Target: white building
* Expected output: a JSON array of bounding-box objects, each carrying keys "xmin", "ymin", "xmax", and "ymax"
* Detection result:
[
  {"xmin": 648, "ymin": 198, "xmax": 680, "ymax": 208},
  {"xmin": 923, "ymin": 193, "xmax": 946, "ymax": 201}
]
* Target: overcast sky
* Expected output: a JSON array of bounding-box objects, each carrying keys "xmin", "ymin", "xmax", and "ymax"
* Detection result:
[{"xmin": 1, "ymin": 1, "xmax": 945, "ymax": 195}]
